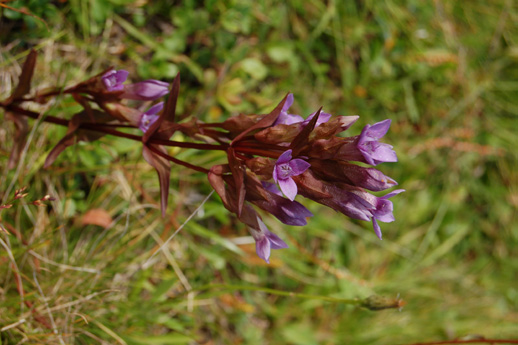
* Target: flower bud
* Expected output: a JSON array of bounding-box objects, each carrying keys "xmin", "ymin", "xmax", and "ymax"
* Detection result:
[{"xmin": 122, "ymin": 80, "xmax": 170, "ymax": 101}]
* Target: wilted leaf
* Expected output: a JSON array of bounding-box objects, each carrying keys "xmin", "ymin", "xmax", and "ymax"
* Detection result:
[
  {"xmin": 227, "ymin": 148, "xmax": 246, "ymax": 217},
  {"xmin": 289, "ymin": 107, "xmax": 321, "ymax": 156},
  {"xmin": 142, "ymin": 145, "xmax": 171, "ymax": 217},
  {"xmin": 9, "ymin": 49, "xmax": 37, "ymax": 101},
  {"xmin": 82, "ymin": 208, "xmax": 113, "ymax": 228},
  {"xmin": 44, "ymin": 110, "xmax": 113, "ymax": 168},
  {"xmin": 6, "ymin": 112, "xmax": 28, "ymax": 169},
  {"xmin": 231, "ymin": 94, "xmax": 288, "ymax": 144}
]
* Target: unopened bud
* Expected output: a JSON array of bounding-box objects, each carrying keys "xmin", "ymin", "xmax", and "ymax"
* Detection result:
[{"xmin": 14, "ymin": 193, "xmax": 28, "ymax": 200}]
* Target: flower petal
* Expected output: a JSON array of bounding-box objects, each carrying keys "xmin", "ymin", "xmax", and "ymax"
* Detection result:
[
  {"xmin": 282, "ymin": 93, "xmax": 294, "ymax": 112},
  {"xmin": 365, "ymin": 119, "xmax": 391, "ymax": 140},
  {"xmin": 288, "ymin": 158, "xmax": 311, "ymax": 175},
  {"xmin": 266, "ymin": 231, "xmax": 289, "ymax": 250},
  {"xmin": 278, "ymin": 177, "xmax": 298, "ymax": 201},
  {"xmin": 372, "ymin": 218, "xmax": 383, "ymax": 240},
  {"xmin": 277, "ymin": 149, "xmax": 293, "ymax": 164},
  {"xmin": 255, "ymin": 237, "xmax": 271, "ymax": 263}
]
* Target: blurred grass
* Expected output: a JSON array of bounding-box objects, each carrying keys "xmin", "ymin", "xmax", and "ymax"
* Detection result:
[{"xmin": 1, "ymin": 0, "xmax": 518, "ymax": 344}]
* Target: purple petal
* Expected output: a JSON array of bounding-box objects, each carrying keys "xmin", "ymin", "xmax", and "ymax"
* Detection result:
[
  {"xmin": 367, "ymin": 119, "xmax": 391, "ymax": 139},
  {"xmin": 369, "ymin": 143, "xmax": 398, "ymax": 163},
  {"xmin": 282, "ymin": 93, "xmax": 294, "ymax": 112},
  {"xmin": 381, "ymin": 189, "xmax": 405, "ymax": 200},
  {"xmin": 122, "ymin": 80, "xmax": 170, "ymax": 101},
  {"xmin": 139, "ymin": 102, "xmax": 164, "ymax": 132},
  {"xmin": 261, "ymin": 181, "xmax": 282, "ymax": 196},
  {"xmin": 278, "ymin": 177, "xmax": 298, "ymax": 201},
  {"xmin": 272, "ymin": 165, "xmax": 279, "ymax": 183},
  {"xmin": 145, "ymin": 102, "xmax": 164, "ymax": 116},
  {"xmin": 265, "ymin": 231, "xmax": 289, "ymax": 250},
  {"xmin": 372, "ymin": 218, "xmax": 382, "ymax": 240},
  {"xmin": 303, "ymin": 111, "xmax": 332, "ymax": 127},
  {"xmin": 255, "ymin": 237, "xmax": 271, "ymax": 263},
  {"xmin": 102, "ymin": 70, "xmax": 129, "ymax": 91},
  {"xmin": 275, "ymin": 113, "xmax": 304, "ymax": 125},
  {"xmin": 373, "ymin": 199, "xmax": 395, "ymax": 222},
  {"xmin": 288, "ymin": 158, "xmax": 311, "ymax": 175},
  {"xmin": 277, "ymin": 149, "xmax": 293, "ymax": 164}
]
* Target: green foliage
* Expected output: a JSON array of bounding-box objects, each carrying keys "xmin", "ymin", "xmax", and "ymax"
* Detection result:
[{"xmin": 1, "ymin": 0, "xmax": 518, "ymax": 344}]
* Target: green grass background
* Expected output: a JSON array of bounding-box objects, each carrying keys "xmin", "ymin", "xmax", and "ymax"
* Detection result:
[{"xmin": 1, "ymin": 0, "xmax": 518, "ymax": 344}]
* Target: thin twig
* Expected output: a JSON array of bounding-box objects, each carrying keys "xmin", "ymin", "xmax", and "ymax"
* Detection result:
[{"xmin": 142, "ymin": 190, "xmax": 214, "ymax": 269}]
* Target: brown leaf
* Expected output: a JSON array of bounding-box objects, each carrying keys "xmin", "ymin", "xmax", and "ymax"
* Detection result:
[
  {"xmin": 142, "ymin": 145, "xmax": 171, "ymax": 217},
  {"xmin": 254, "ymin": 123, "xmax": 303, "ymax": 144},
  {"xmin": 44, "ymin": 110, "xmax": 113, "ymax": 168},
  {"xmin": 10, "ymin": 49, "xmax": 37, "ymax": 101},
  {"xmin": 227, "ymin": 148, "xmax": 246, "ymax": 217},
  {"xmin": 220, "ymin": 113, "xmax": 263, "ymax": 137},
  {"xmin": 290, "ymin": 107, "xmax": 321, "ymax": 156},
  {"xmin": 310, "ymin": 115, "xmax": 359, "ymax": 140},
  {"xmin": 6, "ymin": 112, "xmax": 28, "ymax": 169},
  {"xmin": 82, "ymin": 208, "xmax": 113, "ymax": 228},
  {"xmin": 231, "ymin": 94, "xmax": 288, "ymax": 145},
  {"xmin": 143, "ymin": 73, "xmax": 180, "ymax": 143}
]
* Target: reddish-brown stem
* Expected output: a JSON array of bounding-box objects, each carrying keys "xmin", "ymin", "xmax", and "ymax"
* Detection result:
[
  {"xmin": 4, "ymin": 104, "xmax": 228, "ymax": 152},
  {"xmin": 146, "ymin": 144, "xmax": 210, "ymax": 174},
  {"xmin": 234, "ymin": 147, "xmax": 281, "ymax": 159}
]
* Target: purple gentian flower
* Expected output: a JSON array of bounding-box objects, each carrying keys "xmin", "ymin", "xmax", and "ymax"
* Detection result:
[
  {"xmin": 274, "ymin": 94, "xmax": 304, "ymax": 125},
  {"xmin": 357, "ymin": 119, "xmax": 398, "ymax": 165},
  {"xmin": 273, "ymin": 149, "xmax": 311, "ymax": 201},
  {"xmin": 371, "ymin": 189, "xmax": 405, "ymax": 240},
  {"xmin": 102, "ymin": 70, "xmax": 129, "ymax": 91},
  {"xmin": 122, "ymin": 80, "xmax": 170, "ymax": 101},
  {"xmin": 255, "ymin": 182, "xmax": 313, "ymax": 226},
  {"xmin": 250, "ymin": 216, "xmax": 289, "ymax": 264},
  {"xmin": 138, "ymin": 102, "xmax": 164, "ymax": 132}
]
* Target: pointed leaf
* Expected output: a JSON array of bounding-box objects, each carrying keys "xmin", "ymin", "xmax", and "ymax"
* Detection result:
[
  {"xmin": 143, "ymin": 73, "xmax": 180, "ymax": 143},
  {"xmin": 10, "ymin": 49, "xmax": 37, "ymax": 101},
  {"xmin": 6, "ymin": 112, "xmax": 28, "ymax": 169},
  {"xmin": 44, "ymin": 110, "xmax": 112, "ymax": 168},
  {"xmin": 231, "ymin": 94, "xmax": 288, "ymax": 145},
  {"xmin": 290, "ymin": 107, "xmax": 321, "ymax": 156},
  {"xmin": 227, "ymin": 148, "xmax": 246, "ymax": 217},
  {"xmin": 142, "ymin": 145, "xmax": 171, "ymax": 217}
]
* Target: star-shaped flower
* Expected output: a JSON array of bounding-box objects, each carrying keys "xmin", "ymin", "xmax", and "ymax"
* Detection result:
[
  {"xmin": 357, "ymin": 119, "xmax": 398, "ymax": 165},
  {"xmin": 251, "ymin": 217, "xmax": 289, "ymax": 264},
  {"xmin": 273, "ymin": 149, "xmax": 311, "ymax": 201},
  {"xmin": 138, "ymin": 102, "xmax": 164, "ymax": 132},
  {"xmin": 102, "ymin": 70, "xmax": 129, "ymax": 91}
]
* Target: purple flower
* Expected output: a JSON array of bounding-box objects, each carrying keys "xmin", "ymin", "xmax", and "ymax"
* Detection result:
[
  {"xmin": 370, "ymin": 189, "xmax": 405, "ymax": 240},
  {"xmin": 273, "ymin": 149, "xmax": 311, "ymax": 201},
  {"xmin": 274, "ymin": 94, "xmax": 304, "ymax": 125},
  {"xmin": 250, "ymin": 216, "xmax": 289, "ymax": 263},
  {"xmin": 138, "ymin": 102, "xmax": 164, "ymax": 132},
  {"xmin": 122, "ymin": 80, "xmax": 170, "ymax": 101},
  {"xmin": 302, "ymin": 111, "xmax": 332, "ymax": 127},
  {"xmin": 102, "ymin": 70, "xmax": 129, "ymax": 91},
  {"xmin": 253, "ymin": 182, "xmax": 313, "ymax": 226},
  {"xmin": 357, "ymin": 119, "xmax": 398, "ymax": 165}
]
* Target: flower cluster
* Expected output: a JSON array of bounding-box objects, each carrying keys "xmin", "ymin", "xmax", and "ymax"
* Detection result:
[
  {"xmin": 206, "ymin": 94, "xmax": 404, "ymax": 262},
  {"xmin": 3, "ymin": 52, "xmax": 403, "ymax": 264}
]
